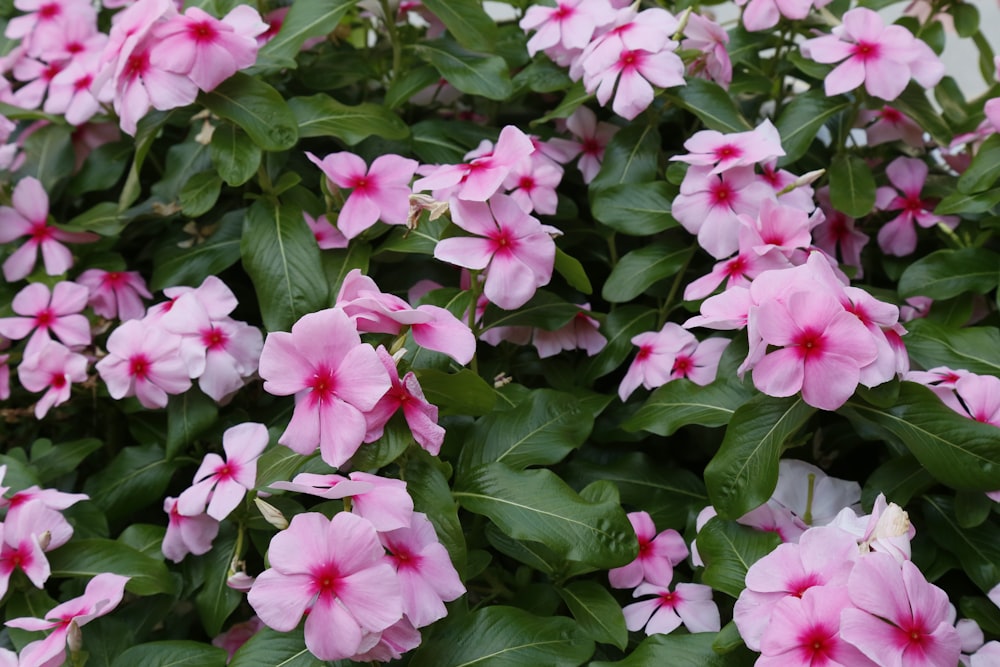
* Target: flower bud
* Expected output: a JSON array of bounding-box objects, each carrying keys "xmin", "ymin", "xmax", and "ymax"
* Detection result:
[{"xmin": 254, "ymin": 498, "xmax": 288, "ymax": 530}]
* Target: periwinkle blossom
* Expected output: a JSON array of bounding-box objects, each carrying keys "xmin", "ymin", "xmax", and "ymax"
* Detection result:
[
  {"xmin": 76, "ymin": 269, "xmax": 152, "ymax": 321},
  {"xmin": 247, "ymin": 512, "xmax": 404, "ymax": 662},
  {"xmin": 0, "ymin": 499, "xmax": 74, "ymax": 598},
  {"xmin": 4, "ymin": 0, "xmax": 97, "ymax": 58},
  {"xmin": 502, "ymin": 155, "xmax": 563, "ymax": 215},
  {"xmin": 303, "ymin": 211, "xmax": 349, "ymax": 249},
  {"xmin": 162, "ymin": 496, "xmax": 219, "ymax": 563},
  {"xmin": 875, "ymin": 156, "xmax": 958, "ymax": 257},
  {"xmin": 623, "ymin": 582, "xmax": 721, "ymax": 636},
  {"xmin": 736, "ymin": 0, "xmax": 833, "ymax": 32},
  {"xmin": 857, "ymin": 106, "xmax": 925, "ymax": 147},
  {"xmin": 17, "ymin": 340, "xmax": 89, "ymax": 419},
  {"xmin": 177, "ymin": 422, "xmax": 268, "ymax": 521},
  {"xmin": 609, "ymin": 512, "xmax": 689, "ymax": 589},
  {"xmin": 519, "ymin": 0, "xmax": 615, "ymax": 58},
  {"xmin": 671, "ymin": 120, "xmax": 785, "ymax": 175},
  {"xmin": 96, "ymin": 319, "xmax": 191, "ymax": 409},
  {"xmin": 0, "ymin": 281, "xmax": 91, "ymax": 357},
  {"xmin": 364, "ymin": 347, "xmax": 446, "ymax": 456},
  {"xmin": 682, "ymin": 13, "xmax": 732, "ymax": 89},
  {"xmin": 952, "ymin": 374, "xmax": 1000, "ymax": 427},
  {"xmin": 531, "ymin": 304, "xmax": 607, "ymax": 358},
  {"xmin": 564, "ymin": 106, "xmax": 618, "ymax": 183},
  {"xmin": 813, "ymin": 186, "xmax": 869, "ymax": 278},
  {"xmin": 306, "ymin": 151, "xmax": 419, "ymax": 239},
  {"xmin": 258, "ymin": 307, "xmax": 391, "ymax": 468},
  {"xmin": 619, "ymin": 323, "xmax": 727, "ymax": 401},
  {"xmin": 269, "ymin": 471, "xmax": 414, "ymax": 532}
]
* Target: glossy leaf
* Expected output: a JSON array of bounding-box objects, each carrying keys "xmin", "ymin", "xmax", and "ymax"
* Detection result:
[
  {"xmin": 602, "ymin": 242, "xmax": 692, "ymax": 302},
  {"xmin": 705, "ymin": 395, "xmax": 816, "ymax": 519},
  {"xmin": 111, "ymin": 641, "xmax": 227, "ymax": 667},
  {"xmin": 482, "ymin": 290, "xmax": 583, "ymax": 331},
  {"xmin": 165, "ymin": 391, "xmax": 218, "ymax": 460},
  {"xmin": 592, "ymin": 632, "xmax": 756, "ymax": 667},
  {"xmin": 199, "ymin": 73, "xmax": 298, "ymax": 151},
  {"xmin": 860, "ymin": 454, "xmax": 936, "ymax": 508},
  {"xmin": 554, "ymin": 247, "xmax": 593, "ymax": 294},
  {"xmin": 194, "ymin": 528, "xmax": 242, "ymax": 637},
  {"xmin": 923, "ymin": 496, "xmax": 1000, "ymax": 593},
  {"xmin": 625, "ymin": 376, "xmax": 755, "ymax": 436},
  {"xmin": 775, "ymin": 90, "xmax": 850, "ymax": 165},
  {"xmin": 254, "ymin": 0, "xmax": 358, "ymax": 71},
  {"xmin": 151, "ymin": 209, "xmax": 243, "ymax": 291},
  {"xmin": 19, "ymin": 122, "xmax": 74, "ymax": 191},
  {"xmin": 935, "ymin": 187, "xmax": 1000, "ymax": 215},
  {"xmin": 591, "ymin": 123, "xmax": 660, "ymax": 191},
  {"xmin": 210, "ymin": 122, "xmax": 262, "ymax": 187},
  {"xmin": 29, "ymin": 438, "xmax": 102, "ymax": 484},
  {"xmin": 591, "ymin": 182, "xmax": 677, "ymax": 236},
  {"xmin": 420, "ymin": 0, "xmax": 497, "ymax": 50},
  {"xmin": 828, "ymin": 154, "xmax": 876, "ymax": 218},
  {"xmin": 84, "ymin": 444, "xmax": 179, "ymax": 527},
  {"xmin": 65, "ymin": 202, "xmax": 127, "ymax": 236},
  {"xmin": 415, "ymin": 39, "xmax": 513, "ymax": 100},
  {"xmin": 288, "ymin": 94, "xmax": 409, "ymax": 144},
  {"xmin": 696, "ymin": 518, "xmax": 782, "ymax": 598},
  {"xmin": 898, "ymin": 247, "xmax": 1000, "ymax": 299},
  {"xmin": 903, "ymin": 320, "xmax": 1000, "ymax": 376},
  {"xmin": 669, "ymin": 78, "xmax": 753, "ymax": 133},
  {"xmin": 958, "ymin": 133, "xmax": 1000, "ymax": 194},
  {"xmin": 48, "ymin": 539, "xmax": 175, "ymax": 596},
  {"xmin": 229, "ymin": 628, "xmax": 325, "ymax": 667},
  {"xmin": 415, "ymin": 368, "xmax": 496, "ymax": 416},
  {"xmin": 179, "ymin": 172, "xmax": 223, "ymax": 217},
  {"xmin": 558, "ymin": 581, "xmax": 628, "ymax": 650},
  {"xmin": 405, "ymin": 448, "xmax": 467, "ymax": 576}
]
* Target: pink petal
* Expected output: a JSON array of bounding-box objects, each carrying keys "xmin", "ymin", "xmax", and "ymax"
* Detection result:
[{"xmin": 12, "ymin": 176, "xmax": 48, "ymax": 223}]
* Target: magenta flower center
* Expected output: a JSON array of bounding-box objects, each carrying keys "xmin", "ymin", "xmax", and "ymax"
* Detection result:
[
  {"xmin": 714, "ymin": 144, "xmax": 742, "ymax": 162},
  {"xmin": 725, "ymin": 255, "xmax": 748, "ymax": 278},
  {"xmin": 672, "ymin": 356, "xmax": 693, "ymax": 377},
  {"xmin": 66, "ymin": 41, "xmax": 84, "ymax": 54},
  {"xmin": 881, "ymin": 107, "xmax": 902, "ymax": 123},
  {"xmin": 635, "ymin": 345, "xmax": 652, "ymax": 361},
  {"xmin": 518, "ymin": 175, "xmax": 535, "ymax": 191},
  {"xmin": 797, "ymin": 625, "xmax": 834, "ymax": 658},
  {"xmin": 489, "ymin": 227, "xmax": 518, "ymax": 255},
  {"xmin": 123, "ymin": 52, "xmax": 151, "ymax": 82},
  {"xmin": 30, "ymin": 222, "xmax": 53, "ymax": 242},
  {"xmin": 50, "ymin": 373, "xmax": 67, "ymax": 389},
  {"xmin": 190, "ymin": 20, "xmax": 218, "ymax": 43},
  {"xmin": 710, "ymin": 181, "xmax": 734, "ymax": 206},
  {"xmin": 553, "ymin": 4, "xmax": 574, "ymax": 20},
  {"xmin": 312, "ymin": 563, "xmax": 341, "ymax": 596},
  {"xmin": 216, "ymin": 462, "xmax": 235, "ymax": 480},
  {"xmin": 792, "ymin": 328, "xmax": 826, "ymax": 359},
  {"xmin": 129, "ymin": 355, "xmax": 151, "ymax": 380},
  {"xmin": 350, "ymin": 175, "xmax": 373, "ymax": 193},
  {"xmin": 38, "ymin": 3, "xmax": 60, "ymax": 19},
  {"xmin": 201, "ymin": 327, "xmax": 229, "ymax": 351},
  {"xmin": 74, "ymin": 74, "xmax": 94, "ymax": 92},
  {"xmin": 308, "ymin": 367, "xmax": 338, "ymax": 403},
  {"xmin": 851, "ymin": 40, "xmax": 880, "ymax": 62},
  {"xmin": 903, "ymin": 196, "xmax": 924, "ymax": 214},
  {"xmin": 618, "ymin": 50, "xmax": 643, "ymax": 72},
  {"xmin": 787, "ymin": 573, "xmax": 822, "ymax": 597},
  {"xmin": 581, "ymin": 137, "xmax": 602, "ymax": 156},
  {"xmin": 35, "ymin": 308, "xmax": 54, "ymax": 328},
  {"xmin": 657, "ymin": 591, "xmax": 680, "ymax": 609}
]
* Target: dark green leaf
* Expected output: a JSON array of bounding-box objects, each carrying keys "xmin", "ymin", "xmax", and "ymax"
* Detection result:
[
  {"xmin": 410, "ymin": 606, "xmax": 593, "ymax": 667},
  {"xmin": 591, "ymin": 182, "xmax": 677, "ymax": 235},
  {"xmin": 230, "ymin": 628, "xmax": 324, "ymax": 667},
  {"xmin": 151, "ymin": 209, "xmax": 243, "ymax": 291},
  {"xmin": 591, "ymin": 123, "xmax": 660, "ymax": 191},
  {"xmin": 376, "ymin": 215, "xmax": 448, "ymax": 255},
  {"xmin": 935, "ymin": 187, "xmax": 1000, "ymax": 215},
  {"xmin": 385, "ymin": 66, "xmax": 442, "ymax": 110},
  {"xmin": 533, "ymin": 82, "xmax": 591, "ymax": 125},
  {"xmin": 592, "ymin": 632, "xmax": 755, "ymax": 667},
  {"xmin": 30, "ymin": 438, "xmax": 101, "ymax": 484},
  {"xmin": 241, "ymin": 199, "xmax": 330, "ymax": 331},
  {"xmin": 775, "ymin": 90, "xmax": 850, "ymax": 165},
  {"xmin": 19, "ymin": 122, "xmax": 74, "ymax": 190},
  {"xmin": 151, "ymin": 141, "xmax": 211, "ymax": 202},
  {"xmin": 954, "ymin": 489, "xmax": 993, "ymax": 529},
  {"xmin": 903, "ymin": 320, "xmax": 1000, "ymax": 376},
  {"xmin": 255, "ymin": 443, "xmax": 309, "ymax": 489},
  {"xmin": 923, "ymin": 496, "xmax": 1000, "ymax": 592},
  {"xmin": 861, "ymin": 455, "xmax": 935, "ymax": 508},
  {"xmin": 405, "ymin": 448, "xmax": 467, "ymax": 576},
  {"xmin": 195, "ymin": 528, "xmax": 242, "ymax": 637},
  {"xmin": 254, "ymin": 0, "xmax": 358, "ymax": 72},
  {"xmin": 49, "ymin": 539, "xmax": 175, "ymax": 596},
  {"xmin": 696, "ymin": 518, "xmax": 781, "ymax": 598},
  {"xmin": 558, "ymin": 581, "xmax": 627, "ymax": 650},
  {"xmin": 829, "ymin": 154, "xmax": 876, "ymax": 218},
  {"xmin": 415, "ymin": 39, "xmax": 513, "ymax": 100},
  {"xmin": 602, "ymin": 242, "xmax": 691, "ymax": 302},
  {"xmin": 705, "ymin": 395, "xmax": 816, "ymax": 519},
  {"xmin": 410, "ymin": 119, "xmax": 494, "ymax": 164},
  {"xmin": 419, "ymin": 0, "xmax": 497, "ymax": 50},
  {"xmin": 119, "ymin": 111, "xmax": 170, "ymax": 209},
  {"xmin": 898, "ymin": 247, "xmax": 999, "ymax": 299},
  {"xmin": 199, "ymin": 73, "xmax": 298, "ymax": 151},
  {"xmin": 84, "ymin": 444, "xmax": 179, "ymax": 526},
  {"xmin": 958, "ymin": 133, "xmax": 1000, "ymax": 194},
  {"xmin": 485, "ymin": 525, "xmax": 586, "ymax": 578},
  {"xmin": 581, "ymin": 305, "xmax": 657, "ymax": 382},
  {"xmin": 625, "ymin": 375, "xmax": 755, "ymax": 436},
  {"xmin": 554, "ymin": 247, "xmax": 593, "ymax": 294},
  {"xmin": 118, "ymin": 524, "xmax": 167, "ymax": 558},
  {"xmin": 111, "ymin": 641, "xmax": 227, "ymax": 667},
  {"xmin": 668, "ymin": 79, "xmax": 753, "ymax": 133},
  {"xmin": 210, "ymin": 122, "xmax": 262, "ymax": 187},
  {"xmin": 416, "ymin": 368, "xmax": 496, "ymax": 416},
  {"xmin": 179, "ymin": 172, "xmax": 223, "ymax": 218},
  {"xmin": 893, "ymin": 84, "xmax": 952, "ymax": 145},
  {"xmin": 321, "ymin": 241, "xmax": 371, "ymax": 297},
  {"xmin": 455, "ymin": 463, "xmax": 636, "ymax": 568},
  {"xmin": 64, "ymin": 202, "xmax": 127, "ymax": 236},
  {"xmin": 482, "ymin": 290, "xmax": 582, "ymax": 331},
  {"xmin": 68, "ymin": 140, "xmax": 131, "ymax": 197},
  {"xmin": 288, "ymin": 94, "xmax": 409, "ymax": 144}
]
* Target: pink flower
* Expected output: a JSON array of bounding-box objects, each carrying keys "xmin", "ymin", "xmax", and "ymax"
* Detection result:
[
  {"xmin": 95, "ymin": 318, "xmax": 192, "ymax": 409},
  {"xmin": 177, "ymin": 422, "xmax": 268, "ymax": 520},
  {"xmin": 17, "ymin": 340, "xmax": 89, "ymax": 419},
  {"xmin": 258, "ymin": 308, "xmax": 391, "ymax": 468},
  {"xmin": 364, "ymin": 347, "xmax": 445, "ymax": 456},
  {"xmin": 519, "ymin": 0, "xmax": 615, "ymax": 57},
  {"xmin": 0, "ymin": 281, "xmax": 91, "ymax": 357},
  {"xmin": 564, "ymin": 106, "xmax": 617, "ymax": 183},
  {"xmin": 306, "ymin": 151, "xmax": 419, "ymax": 239},
  {"xmin": 532, "ymin": 304, "xmax": 607, "ymax": 358},
  {"xmin": 0, "ymin": 177, "xmax": 97, "ymax": 281},
  {"xmin": 6, "ymin": 572, "xmax": 129, "ymax": 667},
  {"xmin": 618, "ymin": 323, "xmax": 692, "ymax": 401},
  {"xmin": 801, "ymin": 8, "xmax": 944, "ymax": 101},
  {"xmin": 857, "ymin": 106, "xmax": 925, "ymax": 147},
  {"xmin": 671, "ymin": 120, "xmax": 785, "ymax": 175},
  {"xmin": 303, "ymin": 211, "xmax": 348, "ymax": 249},
  {"xmin": 4, "ymin": 0, "xmax": 97, "ymax": 58},
  {"xmin": 76, "ymin": 269, "xmax": 152, "ymax": 321},
  {"xmin": 212, "ymin": 616, "xmax": 264, "ymax": 659},
  {"xmin": 669, "ymin": 336, "xmax": 730, "ymax": 386},
  {"xmin": 609, "ymin": 512, "xmax": 689, "ymax": 589},
  {"xmin": 161, "ymin": 496, "xmax": 219, "ymax": 562},
  {"xmin": 771, "ymin": 460, "xmax": 861, "ymax": 527},
  {"xmin": 875, "ymin": 157, "xmax": 958, "ymax": 257},
  {"xmin": 381, "ymin": 512, "xmax": 465, "ymax": 628},
  {"xmin": 434, "ymin": 194, "xmax": 557, "ymax": 310},
  {"xmin": 247, "ymin": 512, "xmax": 404, "ymax": 662},
  {"xmin": 269, "ymin": 471, "xmax": 414, "ymax": 532},
  {"xmin": 953, "ymin": 374, "xmax": 1000, "ymax": 427},
  {"xmin": 813, "ymin": 186, "xmax": 869, "ymax": 278},
  {"xmin": 682, "ymin": 14, "xmax": 732, "ymax": 88},
  {"xmin": 737, "ymin": 0, "xmax": 832, "ymax": 32},
  {"xmin": 623, "ymin": 582, "xmax": 720, "ymax": 635},
  {"xmin": 0, "ymin": 499, "xmax": 73, "ymax": 598},
  {"xmin": 840, "ymin": 552, "xmax": 961, "ymax": 667},
  {"xmin": 503, "ymin": 156, "xmax": 563, "ymax": 215}
]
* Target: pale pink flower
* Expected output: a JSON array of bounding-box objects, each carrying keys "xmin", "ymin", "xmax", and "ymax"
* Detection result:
[
  {"xmin": 381, "ymin": 512, "xmax": 465, "ymax": 628},
  {"xmin": 682, "ymin": 13, "xmax": 732, "ymax": 88},
  {"xmin": 76, "ymin": 269, "xmax": 152, "ymax": 321},
  {"xmin": 307, "ymin": 151, "xmax": 419, "ymax": 239},
  {"xmin": 564, "ymin": 106, "xmax": 618, "ymax": 183},
  {"xmin": 813, "ymin": 186, "xmax": 869, "ymax": 278},
  {"xmin": 269, "ymin": 471, "xmax": 414, "ymax": 532},
  {"xmin": 17, "ymin": 340, "xmax": 89, "ymax": 418},
  {"xmin": 623, "ymin": 582, "xmax": 720, "ymax": 635},
  {"xmin": 953, "ymin": 374, "xmax": 1000, "ymax": 427},
  {"xmin": 771, "ymin": 459, "xmax": 861, "ymax": 527},
  {"xmin": 875, "ymin": 157, "xmax": 958, "ymax": 257},
  {"xmin": 618, "ymin": 323, "xmax": 692, "ymax": 401},
  {"xmin": 519, "ymin": 0, "xmax": 615, "ymax": 57},
  {"xmin": 177, "ymin": 422, "xmax": 268, "ymax": 521},
  {"xmin": 4, "ymin": 0, "xmax": 97, "ymax": 58},
  {"xmin": 840, "ymin": 552, "xmax": 961, "ymax": 667},
  {"xmin": 44, "ymin": 45, "xmax": 111, "ymax": 125},
  {"xmin": 349, "ymin": 618, "xmax": 422, "ymax": 663},
  {"xmin": 364, "ymin": 347, "xmax": 445, "ymax": 456},
  {"xmin": 669, "ymin": 336, "xmax": 730, "ymax": 386},
  {"xmin": 503, "ymin": 156, "xmax": 563, "ymax": 215},
  {"xmin": 304, "ymin": 211, "xmax": 348, "ymax": 249},
  {"xmin": 737, "ymin": 0, "xmax": 832, "ymax": 32},
  {"xmin": 247, "ymin": 512, "xmax": 404, "ymax": 662},
  {"xmin": 0, "ymin": 176, "xmax": 97, "ymax": 281},
  {"xmin": 684, "ymin": 245, "xmax": 790, "ymax": 302},
  {"xmin": 738, "ymin": 199, "xmax": 818, "ymax": 262},
  {"xmin": 609, "ymin": 512, "xmax": 689, "ymax": 589},
  {"xmin": 0, "ymin": 499, "xmax": 73, "ymax": 598},
  {"xmin": 434, "ymin": 194, "xmax": 557, "ymax": 310},
  {"xmin": 0, "ymin": 281, "xmax": 91, "ymax": 357},
  {"xmin": 760, "ymin": 161, "xmax": 816, "ymax": 212},
  {"xmin": 212, "ymin": 616, "xmax": 264, "ymax": 660},
  {"xmin": 110, "ymin": 40, "xmax": 200, "ymax": 134},
  {"xmin": 857, "ymin": 106, "xmax": 925, "ymax": 147},
  {"xmin": 258, "ymin": 308, "xmax": 391, "ymax": 468},
  {"xmin": 161, "ymin": 496, "xmax": 219, "ymax": 563},
  {"xmin": 95, "ymin": 318, "xmax": 192, "ymax": 409},
  {"xmin": 671, "ymin": 120, "xmax": 785, "ymax": 175},
  {"xmin": 532, "ymin": 304, "xmax": 606, "ymax": 358},
  {"xmin": 801, "ymin": 8, "xmax": 945, "ymax": 101},
  {"xmin": 6, "ymin": 572, "xmax": 129, "ymax": 667},
  {"xmin": 12, "ymin": 55, "xmax": 69, "ymax": 110}
]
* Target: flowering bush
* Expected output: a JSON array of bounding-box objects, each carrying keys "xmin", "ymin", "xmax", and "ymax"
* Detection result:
[{"xmin": 1, "ymin": 0, "xmax": 999, "ymax": 664}]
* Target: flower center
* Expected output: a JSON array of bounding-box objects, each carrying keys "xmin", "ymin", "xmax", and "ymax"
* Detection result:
[
  {"xmin": 50, "ymin": 373, "xmax": 67, "ymax": 389},
  {"xmin": 190, "ymin": 20, "xmax": 218, "ymax": 42},
  {"xmin": 30, "ymin": 222, "xmax": 53, "ymax": 242},
  {"xmin": 793, "ymin": 328, "xmax": 825, "ymax": 358},
  {"xmin": 852, "ymin": 40, "xmax": 880, "ymax": 62},
  {"xmin": 35, "ymin": 308, "xmax": 54, "ymax": 328},
  {"xmin": 308, "ymin": 368, "xmax": 337, "ymax": 402},
  {"xmin": 38, "ymin": 3, "xmax": 60, "ymax": 19},
  {"xmin": 129, "ymin": 355, "xmax": 150, "ymax": 380},
  {"xmin": 714, "ymin": 144, "xmax": 742, "ymax": 162},
  {"xmin": 201, "ymin": 327, "xmax": 229, "ymax": 351}
]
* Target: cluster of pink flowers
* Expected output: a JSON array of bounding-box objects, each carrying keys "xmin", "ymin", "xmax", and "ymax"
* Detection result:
[
  {"xmin": 610, "ymin": 511, "xmax": 721, "ymax": 636},
  {"xmin": 96, "ymin": 275, "xmax": 263, "ymax": 407},
  {"xmin": 247, "ymin": 477, "xmax": 465, "ymax": 661},
  {"xmin": 618, "ymin": 323, "xmax": 729, "ymax": 401}
]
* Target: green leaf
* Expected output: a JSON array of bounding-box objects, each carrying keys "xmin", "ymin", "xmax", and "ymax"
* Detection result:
[
  {"xmin": 602, "ymin": 242, "xmax": 691, "ymax": 302},
  {"xmin": 210, "ymin": 122, "xmax": 262, "ymax": 187},
  {"xmin": 410, "ymin": 119, "xmax": 494, "ymax": 164},
  {"xmin": 195, "ymin": 528, "xmax": 242, "ymax": 637},
  {"xmin": 151, "ymin": 140, "xmax": 211, "ymax": 202},
  {"xmin": 230, "ymin": 628, "xmax": 325, "ymax": 667},
  {"xmin": 923, "ymin": 495, "xmax": 1000, "ymax": 592},
  {"xmin": 18, "ymin": 122, "xmax": 74, "ymax": 190},
  {"xmin": 111, "ymin": 641, "xmax": 227, "ymax": 667},
  {"xmin": 591, "ymin": 182, "xmax": 677, "ymax": 236},
  {"xmin": 415, "ymin": 39, "xmax": 513, "ymax": 100},
  {"xmin": 668, "ymin": 79, "xmax": 753, "ymax": 133},
  {"xmin": 861, "ymin": 455, "xmax": 935, "ymax": 508},
  {"xmin": 455, "ymin": 463, "xmax": 636, "ymax": 568},
  {"xmin": 254, "ymin": 0, "xmax": 358, "ymax": 72},
  {"xmin": 199, "ymin": 73, "xmax": 298, "ymax": 151},
  {"xmin": 419, "ymin": 0, "xmax": 497, "ymax": 50},
  {"xmin": 166, "ymin": 391, "xmax": 218, "ymax": 459},
  {"xmin": 241, "ymin": 199, "xmax": 330, "ymax": 331},
  {"xmin": 151, "ymin": 209, "xmax": 244, "ymax": 291},
  {"xmin": 84, "ymin": 444, "xmax": 179, "ymax": 527},
  {"xmin": 706, "ymin": 395, "xmax": 816, "ymax": 519},
  {"xmin": 377, "ymin": 215, "xmax": 448, "ymax": 255},
  {"xmin": 385, "ymin": 66, "xmax": 442, "ymax": 110},
  {"xmin": 591, "ymin": 123, "xmax": 660, "ymax": 191},
  {"xmin": 48, "ymin": 539, "xmax": 175, "ymax": 596},
  {"xmin": 119, "ymin": 111, "xmax": 170, "ymax": 209},
  {"xmin": 592, "ymin": 632, "xmax": 755, "ymax": 667},
  {"xmin": 558, "ymin": 581, "xmax": 628, "ymax": 650},
  {"xmin": 903, "ymin": 320, "xmax": 1000, "ymax": 376},
  {"xmin": 958, "ymin": 133, "xmax": 1000, "ymax": 194},
  {"xmin": 255, "ymin": 443, "xmax": 309, "ymax": 489},
  {"xmin": 554, "ymin": 247, "xmax": 593, "ymax": 294},
  {"xmin": 936, "ymin": 187, "xmax": 1000, "ymax": 215},
  {"xmin": 405, "ymin": 448, "xmax": 467, "ymax": 575},
  {"xmin": 625, "ymin": 375, "xmax": 755, "ymax": 436},
  {"xmin": 775, "ymin": 90, "xmax": 850, "ymax": 165},
  {"xmin": 485, "ymin": 525, "xmax": 586, "ymax": 578},
  {"xmin": 533, "ymin": 82, "xmax": 591, "ymax": 125},
  {"xmin": 842, "ymin": 383, "xmax": 1000, "ymax": 492},
  {"xmin": 954, "ymin": 489, "xmax": 994, "ymax": 529},
  {"xmin": 179, "ymin": 171, "xmax": 223, "ymax": 218},
  {"xmin": 898, "ymin": 247, "xmax": 1000, "ymax": 300},
  {"xmin": 696, "ymin": 518, "xmax": 782, "ymax": 598},
  {"xmin": 68, "ymin": 139, "xmax": 131, "ymax": 197},
  {"xmin": 288, "ymin": 94, "xmax": 409, "ymax": 144},
  {"xmin": 118, "ymin": 524, "xmax": 167, "ymax": 558},
  {"xmin": 29, "ymin": 438, "xmax": 101, "ymax": 485},
  {"xmin": 321, "ymin": 241, "xmax": 371, "ymax": 298},
  {"xmin": 458, "ymin": 390, "xmax": 611, "ymax": 473},
  {"xmin": 892, "ymin": 83, "xmax": 952, "ymax": 145},
  {"xmin": 828, "ymin": 154, "xmax": 876, "ymax": 218},
  {"xmin": 416, "ymin": 368, "xmax": 496, "ymax": 416},
  {"xmin": 581, "ymin": 305, "xmax": 657, "ymax": 382},
  {"xmin": 482, "ymin": 290, "xmax": 583, "ymax": 331},
  {"xmin": 64, "ymin": 202, "xmax": 127, "ymax": 236},
  {"xmin": 410, "ymin": 606, "xmax": 593, "ymax": 667}
]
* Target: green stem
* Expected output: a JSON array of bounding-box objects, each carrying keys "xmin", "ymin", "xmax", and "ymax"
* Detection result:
[
  {"xmin": 658, "ymin": 243, "xmax": 699, "ymax": 327},
  {"xmin": 803, "ymin": 473, "xmax": 816, "ymax": 525},
  {"xmin": 379, "ymin": 0, "xmax": 402, "ymax": 85},
  {"xmin": 466, "ymin": 270, "xmax": 482, "ymax": 376}
]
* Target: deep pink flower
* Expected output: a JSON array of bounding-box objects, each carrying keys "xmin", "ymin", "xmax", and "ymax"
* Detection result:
[
  {"xmin": 434, "ymin": 194, "xmax": 557, "ymax": 310},
  {"xmin": 247, "ymin": 512, "xmax": 404, "ymax": 662},
  {"xmin": 0, "ymin": 177, "xmax": 98, "ymax": 281},
  {"xmin": 875, "ymin": 157, "xmax": 958, "ymax": 257},
  {"xmin": 623, "ymin": 582, "xmax": 720, "ymax": 635},
  {"xmin": 307, "ymin": 151, "xmax": 419, "ymax": 239},
  {"xmin": 519, "ymin": 0, "xmax": 615, "ymax": 57},
  {"xmin": 364, "ymin": 347, "xmax": 445, "ymax": 455},
  {"xmin": 564, "ymin": 106, "xmax": 618, "ymax": 183},
  {"xmin": 0, "ymin": 281, "xmax": 91, "ymax": 357},
  {"xmin": 618, "ymin": 323, "xmax": 693, "ymax": 401},
  {"xmin": 17, "ymin": 340, "xmax": 89, "ymax": 419},
  {"xmin": 953, "ymin": 374, "xmax": 1000, "ymax": 427},
  {"xmin": 672, "ymin": 120, "xmax": 785, "ymax": 175},
  {"xmin": 4, "ymin": 0, "xmax": 97, "ymax": 58},
  {"xmin": 857, "ymin": 106, "xmax": 925, "ymax": 147},
  {"xmin": 177, "ymin": 422, "xmax": 268, "ymax": 521},
  {"xmin": 303, "ymin": 211, "xmax": 349, "ymax": 249},
  {"xmin": 503, "ymin": 156, "xmax": 563, "ymax": 215},
  {"xmin": 258, "ymin": 308, "xmax": 391, "ymax": 468},
  {"xmin": 95, "ymin": 318, "xmax": 191, "ymax": 409},
  {"xmin": 0, "ymin": 499, "xmax": 73, "ymax": 598},
  {"xmin": 840, "ymin": 552, "xmax": 961, "ymax": 667},
  {"xmin": 669, "ymin": 336, "xmax": 730, "ymax": 386},
  {"xmin": 76, "ymin": 269, "xmax": 152, "ymax": 321},
  {"xmin": 813, "ymin": 186, "xmax": 869, "ymax": 278},
  {"xmin": 162, "ymin": 496, "xmax": 219, "ymax": 563},
  {"xmin": 737, "ymin": 0, "xmax": 832, "ymax": 32},
  {"xmin": 6, "ymin": 572, "xmax": 129, "ymax": 667},
  {"xmin": 609, "ymin": 511, "xmax": 689, "ymax": 588}
]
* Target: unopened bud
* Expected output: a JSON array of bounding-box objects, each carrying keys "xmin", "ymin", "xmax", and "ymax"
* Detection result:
[
  {"xmin": 227, "ymin": 571, "xmax": 256, "ymax": 592},
  {"xmin": 870, "ymin": 502, "xmax": 910, "ymax": 541},
  {"xmin": 67, "ymin": 620, "xmax": 83, "ymax": 653},
  {"xmin": 36, "ymin": 530, "xmax": 51, "ymax": 551},
  {"xmin": 254, "ymin": 497, "xmax": 288, "ymax": 530},
  {"xmin": 777, "ymin": 169, "xmax": 825, "ymax": 196}
]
